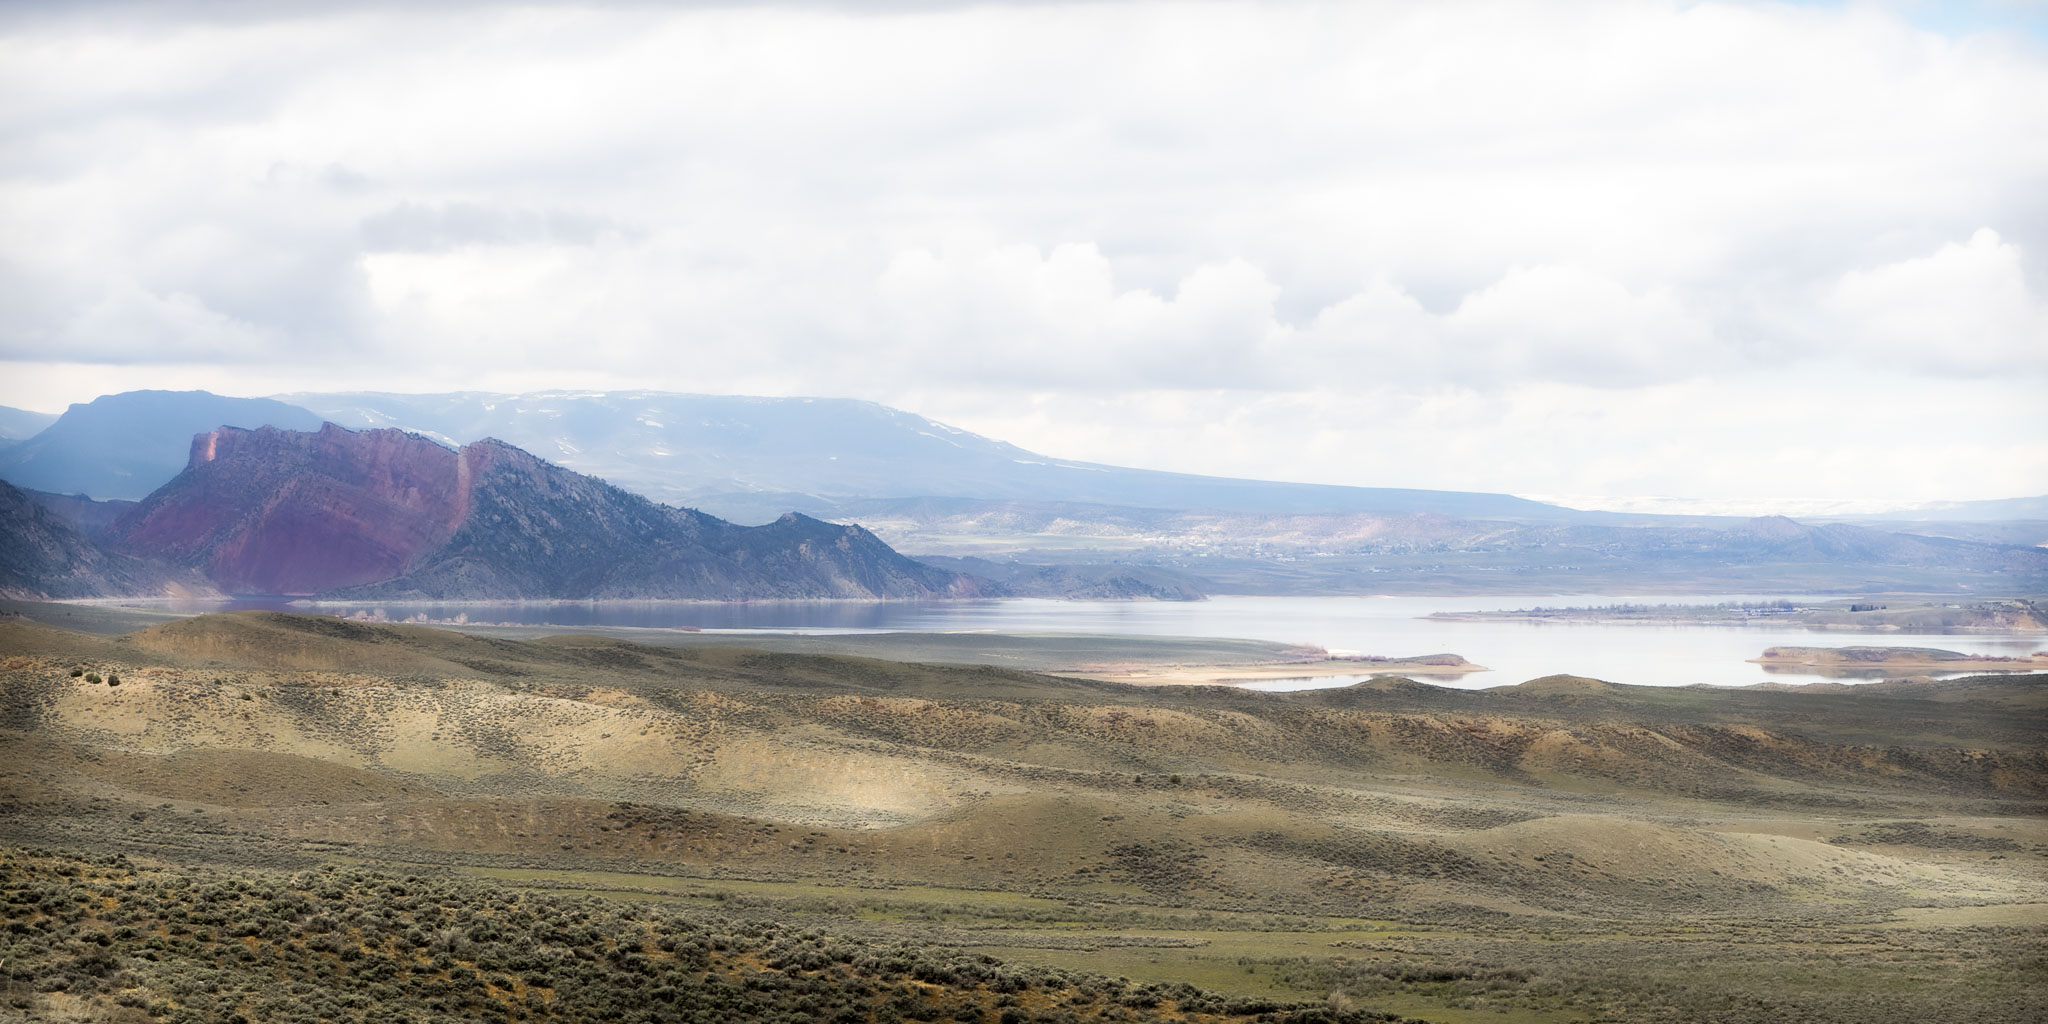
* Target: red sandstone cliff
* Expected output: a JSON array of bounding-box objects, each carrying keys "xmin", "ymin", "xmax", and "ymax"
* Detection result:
[{"xmin": 102, "ymin": 424, "xmax": 988, "ymax": 600}]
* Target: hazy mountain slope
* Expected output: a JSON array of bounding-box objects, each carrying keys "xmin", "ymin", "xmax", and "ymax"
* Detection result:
[
  {"xmin": 283, "ymin": 389, "xmax": 1579, "ymax": 521},
  {"xmin": 102, "ymin": 423, "xmax": 986, "ymax": 600},
  {"xmin": 19, "ymin": 487, "xmax": 138, "ymax": 535},
  {"xmin": 0, "ymin": 480, "xmax": 216, "ymax": 600},
  {"xmin": 1820, "ymin": 496, "xmax": 2048, "ymax": 548},
  {"xmin": 0, "ymin": 404, "xmax": 57, "ymax": 442},
  {"xmin": 844, "ymin": 501, "xmax": 2048, "ymax": 593},
  {"xmin": 0, "ymin": 390, "xmax": 323, "ymax": 500},
  {"xmin": 1835, "ymin": 494, "xmax": 2048, "ymax": 522}
]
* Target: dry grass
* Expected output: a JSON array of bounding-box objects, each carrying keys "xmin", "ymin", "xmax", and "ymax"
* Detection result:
[{"xmin": 3, "ymin": 610, "xmax": 2045, "ymax": 1023}]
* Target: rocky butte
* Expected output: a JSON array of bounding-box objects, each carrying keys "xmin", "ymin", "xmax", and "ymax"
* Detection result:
[{"xmin": 101, "ymin": 423, "xmax": 989, "ymax": 601}]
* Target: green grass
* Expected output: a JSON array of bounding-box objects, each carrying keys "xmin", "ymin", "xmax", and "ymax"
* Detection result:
[{"xmin": 432, "ymin": 862, "xmax": 2048, "ymax": 1024}]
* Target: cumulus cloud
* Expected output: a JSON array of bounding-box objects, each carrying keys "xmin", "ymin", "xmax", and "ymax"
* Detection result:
[
  {"xmin": 359, "ymin": 202, "xmax": 632, "ymax": 253},
  {"xmin": 1, "ymin": 0, "xmax": 2044, "ymax": 500},
  {"xmin": 1824, "ymin": 228, "xmax": 2048, "ymax": 375},
  {"xmin": 873, "ymin": 243, "xmax": 1288, "ymax": 389}
]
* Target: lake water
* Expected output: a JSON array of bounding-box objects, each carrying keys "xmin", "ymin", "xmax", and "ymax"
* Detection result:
[{"xmin": 219, "ymin": 594, "xmax": 2047, "ymax": 690}]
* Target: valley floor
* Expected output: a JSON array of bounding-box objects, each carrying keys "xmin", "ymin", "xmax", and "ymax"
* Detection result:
[{"xmin": 1, "ymin": 608, "xmax": 2043, "ymax": 1023}]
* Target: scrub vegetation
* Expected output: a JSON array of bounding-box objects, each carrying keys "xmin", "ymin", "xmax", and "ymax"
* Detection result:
[{"xmin": 0, "ymin": 608, "xmax": 2043, "ymax": 1023}]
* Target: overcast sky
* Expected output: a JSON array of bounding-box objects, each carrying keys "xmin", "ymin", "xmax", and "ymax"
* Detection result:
[{"xmin": 2, "ymin": 0, "xmax": 2043, "ymax": 508}]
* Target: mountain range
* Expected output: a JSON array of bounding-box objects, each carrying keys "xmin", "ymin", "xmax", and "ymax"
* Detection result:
[
  {"xmin": 1, "ymin": 388, "xmax": 2044, "ymax": 599},
  {"xmin": 2, "ymin": 389, "xmax": 1574, "ymax": 519}
]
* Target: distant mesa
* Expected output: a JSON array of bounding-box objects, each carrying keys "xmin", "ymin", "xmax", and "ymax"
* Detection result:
[{"xmin": 0, "ymin": 389, "xmax": 323, "ymax": 500}]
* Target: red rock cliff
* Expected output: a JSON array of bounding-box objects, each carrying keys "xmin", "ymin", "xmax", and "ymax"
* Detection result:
[{"xmin": 109, "ymin": 424, "xmax": 475, "ymax": 595}]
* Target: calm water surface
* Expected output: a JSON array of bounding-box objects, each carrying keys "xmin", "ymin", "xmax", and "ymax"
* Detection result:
[{"xmin": 189, "ymin": 594, "xmax": 2045, "ymax": 690}]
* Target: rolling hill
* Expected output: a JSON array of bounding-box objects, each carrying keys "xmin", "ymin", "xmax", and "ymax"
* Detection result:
[{"xmin": 1, "ymin": 609, "xmax": 2042, "ymax": 1023}]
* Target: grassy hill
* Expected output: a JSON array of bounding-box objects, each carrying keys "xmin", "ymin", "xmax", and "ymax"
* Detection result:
[{"xmin": 1, "ymin": 610, "xmax": 2043, "ymax": 1023}]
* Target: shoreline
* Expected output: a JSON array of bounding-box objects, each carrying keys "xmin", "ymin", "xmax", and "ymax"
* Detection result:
[
  {"xmin": 1055, "ymin": 657, "xmax": 1491, "ymax": 688},
  {"xmin": 1749, "ymin": 654, "xmax": 2048, "ymax": 672}
]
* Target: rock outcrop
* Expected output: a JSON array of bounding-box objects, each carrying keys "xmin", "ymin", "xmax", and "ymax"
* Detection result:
[{"xmin": 105, "ymin": 424, "xmax": 991, "ymax": 600}]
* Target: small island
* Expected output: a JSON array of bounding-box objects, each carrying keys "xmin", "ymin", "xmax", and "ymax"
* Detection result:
[{"xmin": 1749, "ymin": 646, "xmax": 2048, "ymax": 672}]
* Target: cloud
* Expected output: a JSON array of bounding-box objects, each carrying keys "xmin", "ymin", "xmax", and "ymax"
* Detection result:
[
  {"xmin": 874, "ymin": 243, "xmax": 1288, "ymax": 389},
  {"xmin": 1824, "ymin": 228, "xmax": 2048, "ymax": 375},
  {"xmin": 359, "ymin": 202, "xmax": 632, "ymax": 253},
  {"xmin": 1, "ymin": 0, "xmax": 2044, "ymax": 501},
  {"xmin": 905, "ymin": 372, "xmax": 2048, "ymax": 504},
  {"xmin": 63, "ymin": 283, "xmax": 277, "ymax": 362}
]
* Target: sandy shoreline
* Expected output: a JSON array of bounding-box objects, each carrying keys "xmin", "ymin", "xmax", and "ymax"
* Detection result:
[{"xmin": 1056, "ymin": 657, "xmax": 1491, "ymax": 687}]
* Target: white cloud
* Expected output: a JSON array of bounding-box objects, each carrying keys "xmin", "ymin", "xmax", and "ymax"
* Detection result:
[
  {"xmin": 906, "ymin": 373, "xmax": 2048, "ymax": 504},
  {"xmin": 63, "ymin": 282, "xmax": 277, "ymax": 362},
  {"xmin": 1440, "ymin": 266, "xmax": 1718, "ymax": 386},
  {"xmin": 1, "ymin": 0, "xmax": 2044, "ymax": 501},
  {"xmin": 1825, "ymin": 228, "xmax": 2048, "ymax": 375},
  {"xmin": 874, "ymin": 243, "xmax": 1288, "ymax": 389}
]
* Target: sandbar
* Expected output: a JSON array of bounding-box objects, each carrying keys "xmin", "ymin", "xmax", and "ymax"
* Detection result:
[{"xmin": 1057, "ymin": 656, "xmax": 1490, "ymax": 687}]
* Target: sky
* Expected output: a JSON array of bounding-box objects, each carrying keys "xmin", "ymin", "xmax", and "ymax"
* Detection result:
[{"xmin": 1, "ymin": 0, "xmax": 2044, "ymax": 510}]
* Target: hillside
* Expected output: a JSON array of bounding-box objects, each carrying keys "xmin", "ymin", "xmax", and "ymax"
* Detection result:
[
  {"xmin": 0, "ymin": 610, "xmax": 2042, "ymax": 1023},
  {"xmin": 99, "ymin": 423, "xmax": 985, "ymax": 600},
  {"xmin": 0, "ymin": 403, "xmax": 57, "ymax": 443},
  {"xmin": 0, "ymin": 480, "xmax": 217, "ymax": 600},
  {"xmin": 18, "ymin": 487, "xmax": 138, "ymax": 535}
]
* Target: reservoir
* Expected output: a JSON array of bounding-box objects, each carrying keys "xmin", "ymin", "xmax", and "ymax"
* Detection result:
[{"xmin": 177, "ymin": 594, "xmax": 2044, "ymax": 690}]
